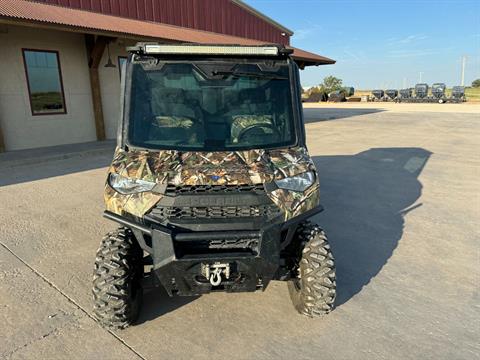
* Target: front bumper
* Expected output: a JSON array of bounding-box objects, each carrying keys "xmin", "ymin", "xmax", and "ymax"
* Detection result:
[
  {"xmin": 104, "ymin": 205, "xmax": 323, "ymax": 296},
  {"xmin": 151, "ymin": 226, "xmax": 281, "ymax": 295}
]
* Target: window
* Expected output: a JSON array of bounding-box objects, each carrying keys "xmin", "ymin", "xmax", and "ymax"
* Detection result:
[
  {"xmin": 118, "ymin": 56, "xmax": 128, "ymax": 80},
  {"xmin": 127, "ymin": 61, "xmax": 295, "ymax": 151},
  {"xmin": 22, "ymin": 49, "xmax": 66, "ymax": 115}
]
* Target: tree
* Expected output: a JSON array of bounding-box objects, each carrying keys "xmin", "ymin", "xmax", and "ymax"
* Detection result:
[
  {"xmin": 472, "ymin": 79, "xmax": 480, "ymax": 88},
  {"xmin": 303, "ymin": 76, "xmax": 344, "ymax": 102},
  {"xmin": 322, "ymin": 76, "xmax": 343, "ymax": 94},
  {"xmin": 304, "ymin": 86, "xmax": 328, "ymax": 102}
]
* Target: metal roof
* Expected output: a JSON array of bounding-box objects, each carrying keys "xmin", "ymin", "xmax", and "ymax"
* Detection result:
[
  {"xmin": 230, "ymin": 0, "xmax": 294, "ymax": 35},
  {"xmin": 0, "ymin": 0, "xmax": 335, "ymax": 65}
]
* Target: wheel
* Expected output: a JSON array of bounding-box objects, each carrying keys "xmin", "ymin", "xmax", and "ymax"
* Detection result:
[
  {"xmin": 93, "ymin": 227, "xmax": 144, "ymax": 329},
  {"xmin": 288, "ymin": 221, "xmax": 336, "ymax": 317}
]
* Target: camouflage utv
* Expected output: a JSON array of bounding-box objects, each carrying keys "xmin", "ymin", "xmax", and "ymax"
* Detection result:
[{"xmin": 93, "ymin": 44, "xmax": 336, "ymax": 328}]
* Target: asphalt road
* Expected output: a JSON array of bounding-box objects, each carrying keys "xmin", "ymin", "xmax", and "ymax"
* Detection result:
[{"xmin": 1, "ymin": 104, "xmax": 479, "ymax": 359}]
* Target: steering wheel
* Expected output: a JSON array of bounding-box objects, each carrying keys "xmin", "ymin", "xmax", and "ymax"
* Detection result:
[{"xmin": 237, "ymin": 124, "xmax": 281, "ymax": 143}]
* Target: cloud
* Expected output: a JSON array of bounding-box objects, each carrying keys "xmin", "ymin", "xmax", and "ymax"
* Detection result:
[
  {"xmin": 387, "ymin": 47, "xmax": 452, "ymax": 58},
  {"xmin": 384, "ymin": 34, "xmax": 448, "ymax": 59},
  {"xmin": 340, "ymin": 47, "xmax": 368, "ymax": 64},
  {"xmin": 387, "ymin": 34, "xmax": 429, "ymax": 46},
  {"xmin": 399, "ymin": 34, "xmax": 428, "ymax": 43},
  {"xmin": 293, "ymin": 28, "xmax": 313, "ymax": 41},
  {"xmin": 343, "ymin": 49, "xmax": 360, "ymax": 61},
  {"xmin": 292, "ymin": 24, "xmax": 323, "ymax": 41}
]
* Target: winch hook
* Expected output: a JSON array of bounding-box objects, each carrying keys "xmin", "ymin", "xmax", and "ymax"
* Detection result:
[{"xmin": 209, "ymin": 268, "xmax": 222, "ymax": 286}]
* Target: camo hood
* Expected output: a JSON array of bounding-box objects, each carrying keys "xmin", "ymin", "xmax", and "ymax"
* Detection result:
[{"xmin": 105, "ymin": 146, "xmax": 320, "ymax": 220}]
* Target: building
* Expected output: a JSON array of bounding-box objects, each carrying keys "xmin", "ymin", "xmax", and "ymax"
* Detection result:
[{"xmin": 0, "ymin": 0, "xmax": 334, "ymax": 152}]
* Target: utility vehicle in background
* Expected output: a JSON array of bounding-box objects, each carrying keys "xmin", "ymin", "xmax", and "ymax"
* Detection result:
[{"xmin": 93, "ymin": 43, "xmax": 336, "ymax": 328}]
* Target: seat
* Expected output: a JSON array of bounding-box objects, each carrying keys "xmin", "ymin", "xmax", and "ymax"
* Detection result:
[{"xmin": 149, "ymin": 88, "xmax": 204, "ymax": 144}]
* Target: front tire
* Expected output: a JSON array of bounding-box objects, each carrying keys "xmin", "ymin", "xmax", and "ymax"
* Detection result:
[
  {"xmin": 288, "ymin": 222, "xmax": 336, "ymax": 317},
  {"xmin": 93, "ymin": 227, "xmax": 143, "ymax": 329}
]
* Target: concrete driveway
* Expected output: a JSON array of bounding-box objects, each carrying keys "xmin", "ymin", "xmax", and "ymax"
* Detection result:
[{"xmin": 1, "ymin": 104, "xmax": 479, "ymax": 359}]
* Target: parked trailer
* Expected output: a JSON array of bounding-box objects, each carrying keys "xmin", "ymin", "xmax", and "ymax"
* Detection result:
[
  {"xmin": 371, "ymin": 90, "xmax": 385, "ymax": 101},
  {"xmin": 374, "ymin": 83, "xmax": 467, "ymax": 104},
  {"xmin": 414, "ymin": 83, "xmax": 429, "ymax": 102},
  {"xmin": 449, "ymin": 86, "xmax": 466, "ymax": 103},
  {"xmin": 397, "ymin": 88, "xmax": 413, "ymax": 102},
  {"xmin": 328, "ymin": 90, "xmax": 346, "ymax": 102},
  {"xmin": 369, "ymin": 84, "xmax": 466, "ymax": 104},
  {"xmin": 385, "ymin": 89, "xmax": 398, "ymax": 101},
  {"xmin": 431, "ymin": 83, "xmax": 447, "ymax": 103},
  {"xmin": 343, "ymin": 87, "xmax": 355, "ymax": 97}
]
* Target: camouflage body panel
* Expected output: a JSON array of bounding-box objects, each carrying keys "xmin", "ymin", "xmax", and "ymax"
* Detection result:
[
  {"xmin": 268, "ymin": 147, "xmax": 320, "ymax": 219},
  {"xmin": 105, "ymin": 146, "xmax": 319, "ymax": 220},
  {"xmin": 153, "ymin": 116, "xmax": 194, "ymax": 129},
  {"xmin": 150, "ymin": 116, "xmax": 201, "ymax": 145},
  {"xmin": 230, "ymin": 115, "xmax": 274, "ymax": 143},
  {"xmin": 104, "ymin": 184, "xmax": 162, "ymax": 218},
  {"xmin": 269, "ymin": 182, "xmax": 320, "ymax": 220}
]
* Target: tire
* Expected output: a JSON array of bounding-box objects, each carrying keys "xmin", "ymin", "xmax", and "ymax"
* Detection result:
[
  {"xmin": 93, "ymin": 227, "xmax": 143, "ymax": 329},
  {"xmin": 288, "ymin": 221, "xmax": 336, "ymax": 317}
]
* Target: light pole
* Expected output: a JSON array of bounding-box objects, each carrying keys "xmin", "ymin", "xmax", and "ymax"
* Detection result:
[{"xmin": 461, "ymin": 55, "xmax": 467, "ymax": 86}]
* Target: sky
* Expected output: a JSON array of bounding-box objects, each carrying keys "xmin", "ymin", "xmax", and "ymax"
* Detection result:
[{"xmin": 245, "ymin": 0, "xmax": 480, "ymax": 89}]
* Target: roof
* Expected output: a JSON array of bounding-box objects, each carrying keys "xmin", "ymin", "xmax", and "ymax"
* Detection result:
[
  {"xmin": 230, "ymin": 0, "xmax": 294, "ymax": 36},
  {"xmin": 289, "ymin": 47, "xmax": 335, "ymax": 67},
  {"xmin": 0, "ymin": 0, "xmax": 335, "ymax": 66}
]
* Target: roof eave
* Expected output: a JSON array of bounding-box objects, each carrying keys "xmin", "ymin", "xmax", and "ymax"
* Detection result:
[
  {"xmin": 0, "ymin": 17, "xmax": 174, "ymax": 42},
  {"xmin": 289, "ymin": 46, "xmax": 336, "ymax": 66},
  {"xmin": 293, "ymin": 56, "xmax": 336, "ymax": 66},
  {"xmin": 0, "ymin": 0, "xmax": 335, "ymax": 67}
]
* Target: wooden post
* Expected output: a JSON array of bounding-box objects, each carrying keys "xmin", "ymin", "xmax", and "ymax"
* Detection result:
[
  {"xmin": 88, "ymin": 67, "xmax": 106, "ymax": 140},
  {"xmin": 85, "ymin": 34, "xmax": 115, "ymax": 141},
  {"xmin": 0, "ymin": 122, "xmax": 5, "ymax": 152}
]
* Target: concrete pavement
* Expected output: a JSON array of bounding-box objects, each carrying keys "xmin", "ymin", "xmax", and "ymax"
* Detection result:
[{"xmin": 1, "ymin": 104, "xmax": 479, "ymax": 359}]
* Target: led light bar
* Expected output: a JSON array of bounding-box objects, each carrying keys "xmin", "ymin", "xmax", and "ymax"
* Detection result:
[{"xmin": 142, "ymin": 44, "xmax": 280, "ymax": 56}]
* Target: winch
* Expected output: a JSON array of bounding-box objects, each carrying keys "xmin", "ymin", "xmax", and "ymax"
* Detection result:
[{"xmin": 202, "ymin": 262, "xmax": 231, "ymax": 286}]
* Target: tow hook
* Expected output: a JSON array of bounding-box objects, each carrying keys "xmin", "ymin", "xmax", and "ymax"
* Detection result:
[{"xmin": 202, "ymin": 262, "xmax": 230, "ymax": 286}]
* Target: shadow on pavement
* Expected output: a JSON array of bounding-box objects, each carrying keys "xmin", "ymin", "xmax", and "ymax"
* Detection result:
[
  {"xmin": 303, "ymin": 107, "xmax": 385, "ymax": 124},
  {"xmin": 138, "ymin": 147, "xmax": 431, "ymax": 321},
  {"xmin": 0, "ymin": 150, "xmax": 114, "ymax": 186},
  {"xmin": 311, "ymin": 147, "xmax": 431, "ymax": 306},
  {"xmin": 136, "ymin": 286, "xmax": 198, "ymax": 325}
]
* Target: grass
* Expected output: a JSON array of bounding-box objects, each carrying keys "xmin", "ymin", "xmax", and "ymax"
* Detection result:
[
  {"xmin": 31, "ymin": 92, "xmax": 65, "ymax": 113},
  {"xmin": 446, "ymin": 87, "xmax": 480, "ymax": 102}
]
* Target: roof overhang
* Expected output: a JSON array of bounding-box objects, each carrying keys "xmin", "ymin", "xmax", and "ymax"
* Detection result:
[{"xmin": 0, "ymin": 0, "xmax": 335, "ymax": 66}]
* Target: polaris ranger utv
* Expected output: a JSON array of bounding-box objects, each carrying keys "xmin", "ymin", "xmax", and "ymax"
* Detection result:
[{"xmin": 93, "ymin": 43, "xmax": 336, "ymax": 329}]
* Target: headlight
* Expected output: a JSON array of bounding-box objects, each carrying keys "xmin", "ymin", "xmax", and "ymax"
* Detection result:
[
  {"xmin": 275, "ymin": 172, "xmax": 315, "ymax": 192},
  {"xmin": 108, "ymin": 173, "xmax": 156, "ymax": 195}
]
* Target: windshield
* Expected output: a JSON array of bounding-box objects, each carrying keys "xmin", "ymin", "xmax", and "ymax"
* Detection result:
[{"xmin": 127, "ymin": 60, "xmax": 296, "ymax": 151}]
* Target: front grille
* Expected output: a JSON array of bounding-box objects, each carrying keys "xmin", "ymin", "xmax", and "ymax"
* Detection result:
[
  {"xmin": 165, "ymin": 184, "xmax": 265, "ymax": 196},
  {"xmin": 150, "ymin": 204, "xmax": 280, "ymax": 220}
]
